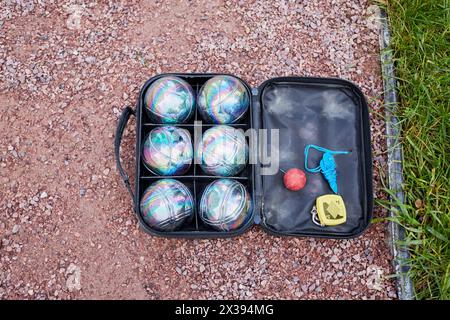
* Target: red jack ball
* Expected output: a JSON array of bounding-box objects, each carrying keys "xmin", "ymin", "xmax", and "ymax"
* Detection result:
[{"xmin": 283, "ymin": 168, "xmax": 307, "ymax": 191}]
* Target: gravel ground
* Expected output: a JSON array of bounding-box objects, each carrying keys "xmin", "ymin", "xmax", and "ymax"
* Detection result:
[{"xmin": 0, "ymin": 0, "xmax": 396, "ymax": 299}]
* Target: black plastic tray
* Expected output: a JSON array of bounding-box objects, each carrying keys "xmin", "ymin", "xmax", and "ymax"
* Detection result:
[{"xmin": 115, "ymin": 73, "xmax": 373, "ymax": 239}]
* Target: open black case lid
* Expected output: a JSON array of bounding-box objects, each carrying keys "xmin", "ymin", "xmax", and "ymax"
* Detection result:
[{"xmin": 130, "ymin": 74, "xmax": 373, "ymax": 239}]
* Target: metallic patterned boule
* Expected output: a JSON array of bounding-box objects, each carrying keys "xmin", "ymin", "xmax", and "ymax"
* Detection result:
[
  {"xmin": 197, "ymin": 75, "xmax": 249, "ymax": 124},
  {"xmin": 197, "ymin": 125, "xmax": 248, "ymax": 176},
  {"xmin": 140, "ymin": 179, "xmax": 194, "ymax": 231},
  {"xmin": 199, "ymin": 179, "xmax": 252, "ymax": 231},
  {"xmin": 144, "ymin": 76, "xmax": 195, "ymax": 124},
  {"xmin": 142, "ymin": 126, "xmax": 193, "ymax": 175}
]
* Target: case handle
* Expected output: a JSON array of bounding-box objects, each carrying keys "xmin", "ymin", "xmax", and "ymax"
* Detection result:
[{"xmin": 114, "ymin": 106, "xmax": 136, "ymax": 205}]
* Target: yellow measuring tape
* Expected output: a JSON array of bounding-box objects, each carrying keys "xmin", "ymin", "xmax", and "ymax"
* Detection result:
[{"xmin": 311, "ymin": 194, "xmax": 347, "ymax": 227}]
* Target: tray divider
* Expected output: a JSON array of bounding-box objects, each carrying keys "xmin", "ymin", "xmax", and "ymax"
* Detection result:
[
  {"xmin": 193, "ymin": 178, "xmax": 199, "ymax": 231},
  {"xmin": 191, "ymin": 78, "xmax": 200, "ymax": 231},
  {"xmin": 192, "ymin": 175, "xmax": 248, "ymax": 180},
  {"xmin": 193, "ymin": 161, "xmax": 197, "ymax": 176},
  {"xmin": 194, "ymin": 82, "xmax": 200, "ymax": 122}
]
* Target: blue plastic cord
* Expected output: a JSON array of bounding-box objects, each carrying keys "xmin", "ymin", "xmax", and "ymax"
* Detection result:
[{"xmin": 304, "ymin": 144, "xmax": 350, "ymax": 194}]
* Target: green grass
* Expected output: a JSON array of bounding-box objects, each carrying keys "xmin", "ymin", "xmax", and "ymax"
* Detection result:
[{"xmin": 385, "ymin": 0, "xmax": 450, "ymax": 299}]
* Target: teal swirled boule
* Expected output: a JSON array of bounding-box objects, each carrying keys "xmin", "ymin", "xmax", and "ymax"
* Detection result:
[
  {"xmin": 199, "ymin": 179, "xmax": 252, "ymax": 231},
  {"xmin": 140, "ymin": 179, "xmax": 194, "ymax": 231},
  {"xmin": 197, "ymin": 125, "xmax": 248, "ymax": 177},
  {"xmin": 197, "ymin": 75, "xmax": 249, "ymax": 124},
  {"xmin": 142, "ymin": 126, "xmax": 193, "ymax": 176},
  {"xmin": 144, "ymin": 76, "xmax": 195, "ymax": 124}
]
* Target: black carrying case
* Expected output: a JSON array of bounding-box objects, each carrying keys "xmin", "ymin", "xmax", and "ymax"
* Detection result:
[{"xmin": 115, "ymin": 73, "xmax": 373, "ymax": 239}]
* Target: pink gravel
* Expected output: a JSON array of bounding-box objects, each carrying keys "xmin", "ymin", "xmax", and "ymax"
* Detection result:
[{"xmin": 0, "ymin": 0, "xmax": 396, "ymax": 299}]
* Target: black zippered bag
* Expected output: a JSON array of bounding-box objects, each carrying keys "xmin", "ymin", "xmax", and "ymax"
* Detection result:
[{"xmin": 115, "ymin": 74, "xmax": 373, "ymax": 238}]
